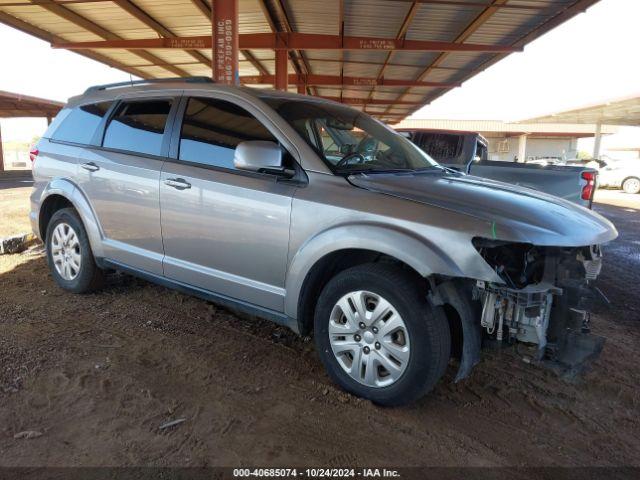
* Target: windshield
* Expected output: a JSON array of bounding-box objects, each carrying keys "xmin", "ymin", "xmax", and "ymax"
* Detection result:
[{"xmin": 261, "ymin": 96, "xmax": 440, "ymax": 174}]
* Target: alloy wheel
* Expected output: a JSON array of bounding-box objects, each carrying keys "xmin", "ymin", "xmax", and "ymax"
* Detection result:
[{"xmin": 51, "ymin": 222, "xmax": 82, "ymax": 281}]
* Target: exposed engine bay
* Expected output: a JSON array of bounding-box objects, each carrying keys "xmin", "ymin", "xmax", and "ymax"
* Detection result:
[
  {"xmin": 432, "ymin": 240, "xmax": 608, "ymax": 381},
  {"xmin": 474, "ymin": 240, "xmax": 606, "ymax": 375}
]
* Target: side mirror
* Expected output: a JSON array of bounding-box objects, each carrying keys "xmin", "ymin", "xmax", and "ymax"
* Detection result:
[{"xmin": 234, "ymin": 140, "xmax": 291, "ymax": 176}]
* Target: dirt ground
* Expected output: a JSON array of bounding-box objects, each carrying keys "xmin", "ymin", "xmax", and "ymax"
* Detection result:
[{"xmin": 1, "ymin": 183, "xmax": 639, "ymax": 468}]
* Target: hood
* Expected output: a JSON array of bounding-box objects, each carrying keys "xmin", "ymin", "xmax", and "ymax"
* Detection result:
[{"xmin": 350, "ymin": 171, "xmax": 618, "ymax": 247}]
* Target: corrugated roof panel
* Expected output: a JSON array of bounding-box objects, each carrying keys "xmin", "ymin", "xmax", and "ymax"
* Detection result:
[
  {"xmin": 3, "ymin": 5, "xmax": 104, "ymax": 42},
  {"xmin": 97, "ymin": 49, "xmax": 151, "ymax": 66},
  {"xmin": 287, "ymin": 0, "xmax": 341, "ymax": 35},
  {"xmin": 344, "ymin": 0, "xmax": 411, "ymax": 38},
  {"xmin": 382, "ymin": 65, "xmax": 428, "ymax": 81},
  {"xmin": 406, "ymin": 3, "xmax": 483, "ymax": 42},
  {"xmin": 66, "ymin": 2, "xmax": 156, "ymax": 40},
  {"xmin": 467, "ymin": 10, "xmax": 549, "ymax": 45},
  {"xmin": 306, "ymin": 50, "xmax": 342, "ymax": 61},
  {"xmin": 390, "ymin": 51, "xmax": 439, "ymax": 68},
  {"xmin": 147, "ymin": 49, "xmax": 203, "ymax": 64},
  {"xmin": 316, "ymin": 87, "xmax": 342, "ymax": 97},
  {"xmin": 131, "ymin": 0, "xmax": 210, "ymax": 35},
  {"xmin": 421, "ymin": 68, "xmax": 460, "ymax": 83},
  {"xmin": 437, "ymin": 52, "xmax": 491, "ymax": 70},
  {"xmin": 308, "ymin": 61, "xmax": 341, "ymax": 76}
]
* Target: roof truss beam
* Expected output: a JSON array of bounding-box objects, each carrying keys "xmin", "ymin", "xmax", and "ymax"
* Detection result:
[
  {"xmin": 52, "ymin": 32, "xmax": 521, "ymax": 53},
  {"xmin": 319, "ymin": 97, "xmax": 425, "ymax": 105},
  {"xmin": 241, "ymin": 73, "xmax": 459, "ymax": 88}
]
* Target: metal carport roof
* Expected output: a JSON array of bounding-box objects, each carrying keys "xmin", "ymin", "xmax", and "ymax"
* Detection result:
[
  {"xmin": 0, "ymin": 0, "xmax": 600, "ymax": 122},
  {"xmin": 0, "ymin": 90, "xmax": 63, "ymax": 118},
  {"xmin": 526, "ymin": 94, "xmax": 640, "ymax": 126},
  {"xmin": 0, "ymin": 90, "xmax": 63, "ymax": 171}
]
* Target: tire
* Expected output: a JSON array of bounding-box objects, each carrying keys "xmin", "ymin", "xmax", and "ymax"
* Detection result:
[
  {"xmin": 314, "ymin": 263, "xmax": 450, "ymax": 406},
  {"xmin": 45, "ymin": 207, "xmax": 104, "ymax": 293},
  {"xmin": 622, "ymin": 177, "xmax": 640, "ymax": 194}
]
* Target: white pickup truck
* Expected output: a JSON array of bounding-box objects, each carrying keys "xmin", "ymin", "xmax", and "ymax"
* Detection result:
[{"xmin": 398, "ymin": 129, "xmax": 597, "ymax": 207}]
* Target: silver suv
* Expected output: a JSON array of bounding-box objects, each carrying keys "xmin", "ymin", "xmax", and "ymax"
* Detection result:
[{"xmin": 30, "ymin": 78, "xmax": 617, "ymax": 406}]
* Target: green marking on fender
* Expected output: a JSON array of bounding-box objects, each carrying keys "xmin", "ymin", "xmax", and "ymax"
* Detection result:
[{"xmin": 491, "ymin": 221, "xmax": 497, "ymax": 239}]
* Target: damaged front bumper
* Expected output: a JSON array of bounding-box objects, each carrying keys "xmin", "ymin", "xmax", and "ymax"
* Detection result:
[
  {"xmin": 435, "ymin": 241, "xmax": 609, "ymax": 381},
  {"xmin": 475, "ymin": 280, "xmax": 606, "ymax": 378}
]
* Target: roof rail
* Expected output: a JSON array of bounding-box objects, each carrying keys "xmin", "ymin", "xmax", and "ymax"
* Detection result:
[{"xmin": 84, "ymin": 76, "xmax": 214, "ymax": 94}]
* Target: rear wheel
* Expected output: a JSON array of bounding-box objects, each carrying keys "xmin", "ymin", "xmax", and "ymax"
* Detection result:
[
  {"xmin": 314, "ymin": 263, "xmax": 450, "ymax": 406},
  {"xmin": 46, "ymin": 208, "xmax": 104, "ymax": 293},
  {"xmin": 622, "ymin": 177, "xmax": 640, "ymax": 194}
]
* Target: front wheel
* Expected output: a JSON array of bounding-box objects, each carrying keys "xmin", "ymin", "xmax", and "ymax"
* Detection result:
[
  {"xmin": 314, "ymin": 264, "xmax": 450, "ymax": 406},
  {"xmin": 622, "ymin": 177, "xmax": 640, "ymax": 194}
]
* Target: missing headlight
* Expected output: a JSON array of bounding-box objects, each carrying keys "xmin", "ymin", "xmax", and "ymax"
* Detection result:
[{"xmin": 472, "ymin": 238, "xmax": 544, "ymax": 289}]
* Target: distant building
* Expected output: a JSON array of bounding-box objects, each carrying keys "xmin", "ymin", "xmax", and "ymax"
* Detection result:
[
  {"xmin": 600, "ymin": 147, "xmax": 640, "ymax": 161},
  {"xmin": 394, "ymin": 119, "xmax": 617, "ymax": 162},
  {"xmin": 524, "ymin": 94, "xmax": 640, "ymax": 159}
]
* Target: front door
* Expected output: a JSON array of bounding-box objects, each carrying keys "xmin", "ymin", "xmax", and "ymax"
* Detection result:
[{"xmin": 159, "ymin": 96, "xmax": 297, "ymax": 312}]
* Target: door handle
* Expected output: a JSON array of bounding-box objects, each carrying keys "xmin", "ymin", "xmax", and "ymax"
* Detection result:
[
  {"xmin": 164, "ymin": 178, "xmax": 191, "ymax": 190},
  {"xmin": 81, "ymin": 162, "xmax": 100, "ymax": 172}
]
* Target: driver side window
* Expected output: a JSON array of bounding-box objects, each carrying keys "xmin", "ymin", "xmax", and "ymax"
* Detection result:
[{"xmin": 178, "ymin": 97, "xmax": 279, "ymax": 170}]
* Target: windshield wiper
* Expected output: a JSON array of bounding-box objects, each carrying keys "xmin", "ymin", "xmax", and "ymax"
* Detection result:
[
  {"xmin": 434, "ymin": 165, "xmax": 463, "ymax": 175},
  {"xmin": 335, "ymin": 168, "xmax": 416, "ymax": 175}
]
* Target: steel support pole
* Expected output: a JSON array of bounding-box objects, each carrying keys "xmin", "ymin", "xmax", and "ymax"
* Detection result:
[
  {"xmin": 275, "ymin": 49, "xmax": 288, "ymax": 91},
  {"xmin": 593, "ymin": 123, "xmax": 602, "ymax": 160},
  {"xmin": 0, "ymin": 121, "xmax": 4, "ymax": 172},
  {"xmin": 212, "ymin": 0, "xmax": 239, "ymax": 84},
  {"xmin": 517, "ymin": 134, "xmax": 527, "ymax": 163}
]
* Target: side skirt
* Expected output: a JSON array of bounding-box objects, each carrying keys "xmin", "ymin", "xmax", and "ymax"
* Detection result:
[{"xmin": 99, "ymin": 258, "xmax": 299, "ymax": 333}]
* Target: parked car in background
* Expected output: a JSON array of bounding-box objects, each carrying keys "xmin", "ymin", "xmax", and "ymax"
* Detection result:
[
  {"xmin": 30, "ymin": 79, "xmax": 617, "ymax": 406},
  {"xmin": 524, "ymin": 157, "xmax": 564, "ymax": 167},
  {"xmin": 564, "ymin": 158, "xmax": 606, "ymax": 170},
  {"xmin": 397, "ymin": 129, "xmax": 598, "ymax": 207},
  {"xmin": 597, "ymin": 159, "xmax": 640, "ymax": 194}
]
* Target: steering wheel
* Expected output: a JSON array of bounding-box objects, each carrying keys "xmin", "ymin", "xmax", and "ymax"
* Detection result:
[{"xmin": 335, "ymin": 152, "xmax": 366, "ymax": 169}]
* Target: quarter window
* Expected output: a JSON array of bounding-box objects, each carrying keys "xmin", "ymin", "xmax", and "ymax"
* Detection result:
[
  {"xmin": 103, "ymin": 99, "xmax": 173, "ymax": 156},
  {"xmin": 179, "ymin": 97, "xmax": 278, "ymax": 170},
  {"xmin": 417, "ymin": 133, "xmax": 463, "ymax": 162},
  {"xmin": 51, "ymin": 101, "xmax": 113, "ymax": 144}
]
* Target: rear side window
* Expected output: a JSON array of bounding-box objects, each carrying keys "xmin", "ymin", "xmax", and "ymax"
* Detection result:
[
  {"xmin": 178, "ymin": 97, "xmax": 277, "ymax": 170},
  {"xmin": 103, "ymin": 99, "xmax": 173, "ymax": 156},
  {"xmin": 417, "ymin": 133, "xmax": 463, "ymax": 162},
  {"xmin": 51, "ymin": 101, "xmax": 113, "ymax": 144}
]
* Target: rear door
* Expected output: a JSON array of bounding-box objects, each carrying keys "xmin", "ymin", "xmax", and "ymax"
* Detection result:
[
  {"xmin": 159, "ymin": 95, "xmax": 298, "ymax": 312},
  {"xmin": 77, "ymin": 93, "xmax": 180, "ymax": 274}
]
